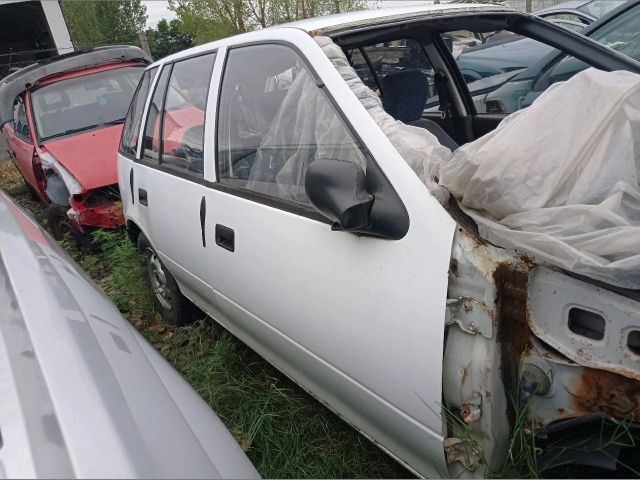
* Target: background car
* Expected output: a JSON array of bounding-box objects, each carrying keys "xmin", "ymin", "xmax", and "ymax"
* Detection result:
[
  {"xmin": 0, "ymin": 46, "xmax": 150, "ymax": 244},
  {"xmin": 454, "ymin": 0, "xmax": 630, "ymax": 84},
  {"xmin": 0, "ymin": 189, "xmax": 260, "ymax": 479}
]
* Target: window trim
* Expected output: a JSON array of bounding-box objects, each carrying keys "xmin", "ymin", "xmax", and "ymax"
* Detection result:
[
  {"xmin": 213, "ymin": 39, "xmax": 375, "ymax": 222},
  {"xmin": 135, "ymin": 49, "xmax": 218, "ymax": 183},
  {"xmin": 119, "ymin": 66, "xmax": 159, "ymax": 160}
]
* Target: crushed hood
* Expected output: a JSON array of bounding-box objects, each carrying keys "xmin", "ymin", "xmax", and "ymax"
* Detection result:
[{"xmin": 42, "ymin": 124, "xmax": 123, "ymax": 191}]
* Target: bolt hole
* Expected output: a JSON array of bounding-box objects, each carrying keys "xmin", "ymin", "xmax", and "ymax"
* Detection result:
[
  {"xmin": 628, "ymin": 330, "xmax": 640, "ymax": 356},
  {"xmin": 568, "ymin": 308, "xmax": 605, "ymax": 340}
]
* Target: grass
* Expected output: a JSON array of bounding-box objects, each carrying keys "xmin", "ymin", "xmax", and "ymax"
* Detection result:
[{"xmin": 0, "ymin": 159, "xmax": 411, "ymax": 479}]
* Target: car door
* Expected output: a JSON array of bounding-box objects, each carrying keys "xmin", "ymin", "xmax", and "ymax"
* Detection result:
[
  {"xmin": 203, "ymin": 32, "xmax": 457, "ymax": 477},
  {"xmin": 134, "ymin": 52, "xmax": 217, "ymax": 309},
  {"xmin": 5, "ymin": 95, "xmax": 39, "ymax": 191}
]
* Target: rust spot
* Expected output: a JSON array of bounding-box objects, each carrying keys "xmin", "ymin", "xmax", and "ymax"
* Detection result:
[
  {"xmin": 449, "ymin": 258, "xmax": 459, "ymax": 276},
  {"xmin": 572, "ymin": 368, "xmax": 640, "ymax": 421},
  {"xmin": 494, "ymin": 262, "xmax": 531, "ymax": 424}
]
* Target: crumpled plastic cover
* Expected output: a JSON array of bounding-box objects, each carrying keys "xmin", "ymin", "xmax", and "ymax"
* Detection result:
[
  {"xmin": 440, "ymin": 68, "xmax": 640, "ymax": 289},
  {"xmin": 318, "ymin": 35, "xmax": 640, "ymax": 289},
  {"xmin": 315, "ymin": 36, "xmax": 452, "ymax": 205}
]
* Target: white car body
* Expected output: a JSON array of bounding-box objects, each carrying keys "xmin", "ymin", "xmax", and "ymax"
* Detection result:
[{"xmin": 118, "ymin": 4, "xmax": 640, "ymax": 477}]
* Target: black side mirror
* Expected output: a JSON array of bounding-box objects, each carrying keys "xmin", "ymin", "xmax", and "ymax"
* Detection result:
[{"xmin": 305, "ymin": 159, "xmax": 373, "ymax": 231}]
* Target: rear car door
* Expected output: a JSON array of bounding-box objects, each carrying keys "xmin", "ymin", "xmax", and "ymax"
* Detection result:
[
  {"xmin": 133, "ymin": 53, "xmax": 217, "ymax": 308},
  {"xmin": 203, "ymin": 32, "xmax": 457, "ymax": 477}
]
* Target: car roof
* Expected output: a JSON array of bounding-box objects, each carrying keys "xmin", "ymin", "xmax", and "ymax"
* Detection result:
[
  {"xmin": 153, "ymin": 3, "xmax": 514, "ymax": 66},
  {"xmin": 0, "ymin": 46, "xmax": 150, "ymax": 126}
]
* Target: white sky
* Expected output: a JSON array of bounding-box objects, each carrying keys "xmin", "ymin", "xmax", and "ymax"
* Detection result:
[{"xmin": 143, "ymin": 0, "xmax": 433, "ymax": 28}]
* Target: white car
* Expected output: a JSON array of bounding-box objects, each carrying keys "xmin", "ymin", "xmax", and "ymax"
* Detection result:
[{"xmin": 117, "ymin": 4, "xmax": 640, "ymax": 478}]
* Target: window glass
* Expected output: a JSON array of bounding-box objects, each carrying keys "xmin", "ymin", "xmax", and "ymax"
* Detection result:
[
  {"xmin": 13, "ymin": 96, "xmax": 30, "ymax": 141},
  {"xmin": 31, "ymin": 65, "xmax": 144, "ymax": 140},
  {"xmin": 348, "ymin": 39, "xmax": 434, "ymax": 96},
  {"xmin": 142, "ymin": 65, "xmax": 171, "ymax": 162},
  {"xmin": 217, "ymin": 44, "xmax": 367, "ymax": 205},
  {"xmin": 160, "ymin": 53, "xmax": 216, "ymax": 175},
  {"xmin": 578, "ymin": 0, "xmax": 626, "ymax": 18},
  {"xmin": 120, "ymin": 67, "xmax": 157, "ymax": 157}
]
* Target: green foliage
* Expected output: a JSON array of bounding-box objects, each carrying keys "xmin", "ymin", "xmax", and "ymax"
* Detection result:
[
  {"xmin": 146, "ymin": 19, "xmax": 194, "ymax": 60},
  {"xmin": 61, "ymin": 0, "xmax": 148, "ymax": 49},
  {"xmin": 168, "ymin": 0, "xmax": 366, "ymax": 45}
]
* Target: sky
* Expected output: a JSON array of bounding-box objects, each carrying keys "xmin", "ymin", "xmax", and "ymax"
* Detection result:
[{"xmin": 143, "ymin": 0, "xmax": 432, "ymax": 28}]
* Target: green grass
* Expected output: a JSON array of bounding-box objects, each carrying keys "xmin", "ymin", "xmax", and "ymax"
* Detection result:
[{"xmin": 0, "ymin": 159, "xmax": 411, "ymax": 479}]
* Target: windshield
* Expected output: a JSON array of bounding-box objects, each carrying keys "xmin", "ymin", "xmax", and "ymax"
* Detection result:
[
  {"xmin": 32, "ymin": 65, "xmax": 144, "ymax": 141},
  {"xmin": 578, "ymin": 0, "xmax": 627, "ymax": 18}
]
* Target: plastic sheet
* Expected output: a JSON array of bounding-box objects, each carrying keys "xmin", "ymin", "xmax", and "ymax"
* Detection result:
[{"xmin": 440, "ymin": 68, "xmax": 640, "ymax": 289}]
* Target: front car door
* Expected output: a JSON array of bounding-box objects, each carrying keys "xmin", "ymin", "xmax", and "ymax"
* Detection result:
[{"xmin": 203, "ymin": 30, "xmax": 457, "ymax": 477}]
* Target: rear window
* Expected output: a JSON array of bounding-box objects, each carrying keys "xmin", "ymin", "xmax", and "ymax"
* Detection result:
[{"xmin": 31, "ymin": 65, "xmax": 145, "ymax": 141}]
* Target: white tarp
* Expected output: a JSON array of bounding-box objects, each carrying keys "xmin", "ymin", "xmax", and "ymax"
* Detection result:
[
  {"xmin": 440, "ymin": 69, "xmax": 640, "ymax": 289},
  {"xmin": 318, "ymin": 36, "xmax": 640, "ymax": 289}
]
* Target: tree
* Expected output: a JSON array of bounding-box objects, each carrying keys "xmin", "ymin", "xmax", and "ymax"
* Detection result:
[
  {"xmin": 146, "ymin": 19, "xmax": 194, "ymax": 60},
  {"xmin": 61, "ymin": 0, "xmax": 148, "ymax": 49},
  {"xmin": 168, "ymin": 0, "xmax": 365, "ymax": 45}
]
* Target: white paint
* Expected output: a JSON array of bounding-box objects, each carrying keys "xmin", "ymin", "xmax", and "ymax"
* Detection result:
[{"xmin": 40, "ymin": 1, "xmax": 74, "ymax": 53}]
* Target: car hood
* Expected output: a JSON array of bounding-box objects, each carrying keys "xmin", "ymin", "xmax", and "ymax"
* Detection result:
[
  {"xmin": 0, "ymin": 191, "xmax": 260, "ymax": 479},
  {"xmin": 42, "ymin": 124, "xmax": 123, "ymax": 191}
]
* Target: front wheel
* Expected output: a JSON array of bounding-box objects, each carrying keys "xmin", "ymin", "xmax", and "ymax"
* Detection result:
[
  {"xmin": 47, "ymin": 203, "xmax": 89, "ymax": 247},
  {"xmin": 137, "ymin": 233, "xmax": 198, "ymax": 326}
]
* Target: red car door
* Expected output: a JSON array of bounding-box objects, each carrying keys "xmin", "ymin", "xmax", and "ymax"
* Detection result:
[{"xmin": 5, "ymin": 95, "xmax": 40, "ymax": 192}]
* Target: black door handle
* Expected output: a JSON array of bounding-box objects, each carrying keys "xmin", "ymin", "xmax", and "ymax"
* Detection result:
[
  {"xmin": 138, "ymin": 188, "xmax": 148, "ymax": 206},
  {"xmin": 129, "ymin": 169, "xmax": 135, "ymax": 204},
  {"xmin": 215, "ymin": 224, "xmax": 234, "ymax": 252},
  {"xmin": 200, "ymin": 196, "xmax": 206, "ymax": 247}
]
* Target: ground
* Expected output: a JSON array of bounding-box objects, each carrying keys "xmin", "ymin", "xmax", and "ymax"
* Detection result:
[{"xmin": 0, "ymin": 154, "xmax": 411, "ymax": 479}]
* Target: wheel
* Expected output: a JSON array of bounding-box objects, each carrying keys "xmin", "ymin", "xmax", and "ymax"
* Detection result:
[
  {"xmin": 137, "ymin": 233, "xmax": 198, "ymax": 326},
  {"xmin": 47, "ymin": 203, "xmax": 89, "ymax": 246}
]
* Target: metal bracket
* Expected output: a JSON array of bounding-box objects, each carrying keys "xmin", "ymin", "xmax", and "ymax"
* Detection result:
[{"xmin": 446, "ymin": 297, "xmax": 494, "ymax": 338}]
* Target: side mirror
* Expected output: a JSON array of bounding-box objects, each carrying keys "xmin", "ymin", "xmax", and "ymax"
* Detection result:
[{"xmin": 305, "ymin": 159, "xmax": 373, "ymax": 231}]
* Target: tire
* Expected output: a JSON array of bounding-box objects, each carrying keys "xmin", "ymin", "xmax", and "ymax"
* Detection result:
[
  {"xmin": 47, "ymin": 203, "xmax": 90, "ymax": 247},
  {"xmin": 137, "ymin": 233, "xmax": 198, "ymax": 326}
]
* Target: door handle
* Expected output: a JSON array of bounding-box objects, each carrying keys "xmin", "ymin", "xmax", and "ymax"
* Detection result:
[
  {"xmin": 199, "ymin": 196, "xmax": 206, "ymax": 247},
  {"xmin": 215, "ymin": 224, "xmax": 235, "ymax": 252},
  {"xmin": 129, "ymin": 169, "xmax": 135, "ymax": 204},
  {"xmin": 138, "ymin": 188, "xmax": 148, "ymax": 206}
]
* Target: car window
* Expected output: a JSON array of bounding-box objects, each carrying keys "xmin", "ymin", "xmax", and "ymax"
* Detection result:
[
  {"xmin": 217, "ymin": 43, "xmax": 367, "ymax": 206},
  {"xmin": 141, "ymin": 65, "xmax": 171, "ymax": 162},
  {"xmin": 120, "ymin": 67, "xmax": 158, "ymax": 157},
  {"xmin": 31, "ymin": 65, "xmax": 144, "ymax": 141},
  {"xmin": 13, "ymin": 95, "xmax": 30, "ymax": 142},
  {"xmin": 483, "ymin": 3, "xmax": 640, "ymax": 114},
  {"xmin": 578, "ymin": 0, "xmax": 626, "ymax": 18},
  {"xmin": 160, "ymin": 53, "xmax": 216, "ymax": 176},
  {"xmin": 347, "ymin": 39, "xmax": 435, "ymax": 97}
]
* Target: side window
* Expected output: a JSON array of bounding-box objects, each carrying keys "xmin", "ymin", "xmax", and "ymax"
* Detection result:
[
  {"xmin": 160, "ymin": 53, "xmax": 216, "ymax": 176},
  {"xmin": 217, "ymin": 44, "xmax": 367, "ymax": 206},
  {"xmin": 142, "ymin": 65, "xmax": 171, "ymax": 162},
  {"xmin": 13, "ymin": 96, "xmax": 30, "ymax": 141},
  {"xmin": 348, "ymin": 39, "xmax": 435, "ymax": 98},
  {"xmin": 120, "ymin": 67, "xmax": 158, "ymax": 157}
]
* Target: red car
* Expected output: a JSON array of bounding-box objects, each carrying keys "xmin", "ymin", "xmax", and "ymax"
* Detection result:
[{"xmin": 0, "ymin": 46, "xmax": 150, "ymax": 243}]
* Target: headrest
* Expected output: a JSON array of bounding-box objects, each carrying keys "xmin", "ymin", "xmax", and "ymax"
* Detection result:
[{"xmin": 381, "ymin": 70, "xmax": 429, "ymax": 123}]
